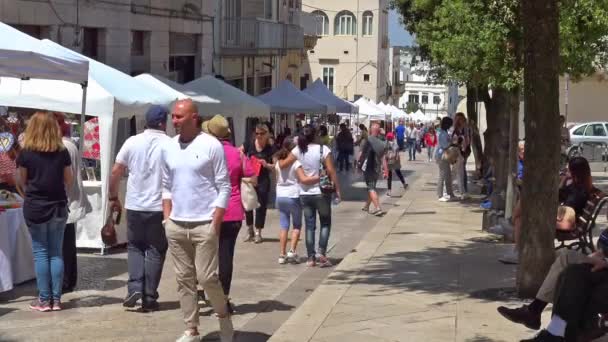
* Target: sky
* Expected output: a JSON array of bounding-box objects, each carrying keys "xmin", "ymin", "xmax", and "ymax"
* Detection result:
[{"xmin": 389, "ymin": 9, "xmax": 414, "ymax": 47}]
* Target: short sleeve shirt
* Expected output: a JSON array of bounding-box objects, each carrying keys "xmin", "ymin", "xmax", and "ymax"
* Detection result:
[
  {"xmin": 16, "ymin": 149, "xmax": 71, "ymax": 225},
  {"xmin": 291, "ymin": 144, "xmax": 331, "ymax": 195},
  {"xmin": 115, "ymin": 129, "xmax": 170, "ymax": 211}
]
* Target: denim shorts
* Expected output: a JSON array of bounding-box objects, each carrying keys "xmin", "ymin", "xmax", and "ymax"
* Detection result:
[{"xmin": 276, "ymin": 197, "xmax": 302, "ymax": 230}]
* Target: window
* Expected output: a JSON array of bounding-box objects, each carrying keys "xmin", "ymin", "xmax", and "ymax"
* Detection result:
[
  {"xmin": 312, "ymin": 10, "xmax": 329, "ymax": 35},
  {"xmin": 323, "ymin": 67, "xmax": 335, "ymax": 92},
  {"xmin": 264, "ymin": 0, "xmax": 273, "ymax": 20},
  {"xmin": 421, "ymin": 94, "xmax": 429, "ymax": 104},
  {"xmin": 433, "ymin": 95, "xmax": 441, "ymax": 104},
  {"xmin": 585, "ymin": 123, "xmax": 607, "ymax": 136},
  {"xmin": 363, "ymin": 74, "xmax": 370, "ymax": 82},
  {"xmin": 82, "ymin": 28, "xmax": 100, "ymax": 60},
  {"xmin": 573, "ymin": 125, "xmax": 587, "ymax": 136},
  {"xmin": 335, "ymin": 10, "xmax": 356, "ymax": 35},
  {"xmin": 362, "ymin": 11, "xmax": 373, "ymax": 36},
  {"xmin": 131, "ymin": 30, "xmax": 145, "ymax": 56},
  {"xmin": 408, "ymin": 94, "xmax": 419, "ymax": 103}
]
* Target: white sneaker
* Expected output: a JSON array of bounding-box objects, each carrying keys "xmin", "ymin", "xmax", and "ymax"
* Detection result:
[
  {"xmin": 278, "ymin": 255, "xmax": 287, "ymax": 264},
  {"xmin": 287, "ymin": 250, "xmax": 299, "ymax": 264},
  {"xmin": 176, "ymin": 332, "xmax": 201, "ymax": 342},
  {"xmin": 487, "ymin": 224, "xmax": 505, "ymax": 235},
  {"xmin": 438, "ymin": 196, "xmax": 450, "ymax": 202},
  {"xmin": 499, "ymin": 249, "xmax": 519, "ymax": 264},
  {"xmin": 219, "ymin": 315, "xmax": 234, "ymax": 342}
]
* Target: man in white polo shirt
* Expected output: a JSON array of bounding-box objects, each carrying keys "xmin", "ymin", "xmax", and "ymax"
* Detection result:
[
  {"xmin": 161, "ymin": 99, "xmax": 233, "ymax": 342},
  {"xmin": 109, "ymin": 105, "xmax": 171, "ymax": 312}
]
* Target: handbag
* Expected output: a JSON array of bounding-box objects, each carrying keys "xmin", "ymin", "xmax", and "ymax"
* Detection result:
[
  {"xmin": 319, "ymin": 144, "xmax": 336, "ymax": 194},
  {"xmin": 101, "ymin": 208, "xmax": 120, "ymax": 246},
  {"xmin": 442, "ymin": 145, "xmax": 460, "ymax": 164},
  {"xmin": 240, "ymin": 155, "xmax": 260, "ymax": 211}
]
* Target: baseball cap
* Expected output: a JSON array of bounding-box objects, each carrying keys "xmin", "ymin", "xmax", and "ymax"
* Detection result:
[{"xmin": 145, "ymin": 105, "xmax": 169, "ymax": 129}]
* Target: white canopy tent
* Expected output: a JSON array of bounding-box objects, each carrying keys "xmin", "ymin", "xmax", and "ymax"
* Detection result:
[
  {"xmin": 258, "ymin": 80, "xmax": 334, "ymax": 114},
  {"xmin": 389, "ymin": 104, "xmax": 407, "ymax": 119},
  {"xmin": 0, "ymin": 22, "xmax": 88, "ymax": 84},
  {"xmin": 303, "ymin": 79, "xmax": 358, "ymax": 114},
  {"xmin": 354, "ymin": 98, "xmax": 386, "ymax": 119},
  {"xmin": 184, "ymin": 75, "xmax": 270, "ymax": 146},
  {"xmin": 36, "ymin": 39, "xmax": 178, "ymax": 249}
]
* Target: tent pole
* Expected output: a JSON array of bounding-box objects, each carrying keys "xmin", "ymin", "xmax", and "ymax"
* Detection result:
[{"xmin": 79, "ymin": 83, "xmax": 88, "ymax": 160}]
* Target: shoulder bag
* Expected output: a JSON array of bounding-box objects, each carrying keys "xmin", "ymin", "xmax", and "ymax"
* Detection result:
[
  {"xmin": 240, "ymin": 155, "xmax": 260, "ymax": 211},
  {"xmin": 318, "ymin": 144, "xmax": 336, "ymax": 194}
]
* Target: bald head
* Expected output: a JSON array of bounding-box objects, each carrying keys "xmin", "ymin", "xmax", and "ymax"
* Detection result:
[{"xmin": 172, "ymin": 98, "xmax": 200, "ymax": 138}]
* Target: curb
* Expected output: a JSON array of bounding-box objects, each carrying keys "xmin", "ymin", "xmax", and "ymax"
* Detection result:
[{"xmin": 267, "ymin": 181, "xmax": 417, "ymax": 342}]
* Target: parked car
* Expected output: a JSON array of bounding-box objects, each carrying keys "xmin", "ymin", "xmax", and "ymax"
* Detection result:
[{"xmin": 568, "ymin": 122, "xmax": 608, "ymax": 158}]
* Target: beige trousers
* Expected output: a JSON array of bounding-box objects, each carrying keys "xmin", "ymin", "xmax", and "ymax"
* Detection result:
[
  {"xmin": 536, "ymin": 249, "xmax": 588, "ymax": 303},
  {"xmin": 165, "ymin": 219, "xmax": 228, "ymax": 329}
]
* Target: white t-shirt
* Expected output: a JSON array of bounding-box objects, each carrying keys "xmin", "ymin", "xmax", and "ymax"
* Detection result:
[
  {"xmin": 275, "ymin": 160, "xmax": 302, "ymax": 198},
  {"xmin": 161, "ymin": 133, "xmax": 231, "ymax": 222},
  {"xmin": 291, "ymin": 144, "xmax": 331, "ymax": 196},
  {"xmin": 115, "ymin": 129, "xmax": 171, "ymax": 212}
]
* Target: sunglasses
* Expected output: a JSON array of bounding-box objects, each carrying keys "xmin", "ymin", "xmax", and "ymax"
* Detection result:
[{"xmin": 255, "ymin": 131, "xmax": 267, "ymax": 136}]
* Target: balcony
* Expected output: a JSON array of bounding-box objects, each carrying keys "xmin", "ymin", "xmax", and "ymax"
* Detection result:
[{"xmin": 220, "ymin": 17, "xmax": 304, "ymax": 56}]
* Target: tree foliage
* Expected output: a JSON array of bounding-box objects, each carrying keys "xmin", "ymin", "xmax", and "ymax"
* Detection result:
[{"xmin": 391, "ymin": 0, "xmax": 608, "ymax": 86}]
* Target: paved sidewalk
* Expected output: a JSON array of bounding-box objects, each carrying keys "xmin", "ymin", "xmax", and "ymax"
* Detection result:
[
  {"xmin": 270, "ymin": 162, "xmax": 566, "ymax": 342},
  {"xmin": 0, "ymin": 166, "xmax": 417, "ymax": 342}
]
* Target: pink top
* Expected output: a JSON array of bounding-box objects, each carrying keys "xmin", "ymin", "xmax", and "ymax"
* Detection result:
[{"xmin": 222, "ymin": 140, "xmax": 254, "ymax": 222}]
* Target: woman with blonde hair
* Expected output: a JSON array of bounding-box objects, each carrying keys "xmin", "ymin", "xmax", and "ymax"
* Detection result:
[{"xmin": 17, "ymin": 111, "xmax": 73, "ymax": 312}]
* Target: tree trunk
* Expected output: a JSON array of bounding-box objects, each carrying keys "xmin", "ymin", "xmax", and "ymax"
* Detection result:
[
  {"xmin": 487, "ymin": 88, "xmax": 511, "ymax": 212},
  {"xmin": 466, "ymin": 84, "xmax": 479, "ymax": 124},
  {"xmin": 517, "ymin": 0, "xmax": 560, "ymax": 298}
]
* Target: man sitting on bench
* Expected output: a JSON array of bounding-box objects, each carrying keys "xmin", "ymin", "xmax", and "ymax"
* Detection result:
[{"xmin": 515, "ymin": 231, "xmax": 608, "ymax": 341}]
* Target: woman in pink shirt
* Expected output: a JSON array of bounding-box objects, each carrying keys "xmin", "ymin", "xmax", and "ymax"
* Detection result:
[{"xmin": 203, "ymin": 116, "xmax": 255, "ymax": 313}]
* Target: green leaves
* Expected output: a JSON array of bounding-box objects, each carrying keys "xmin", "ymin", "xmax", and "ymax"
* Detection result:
[{"xmin": 391, "ymin": 0, "xmax": 608, "ymax": 86}]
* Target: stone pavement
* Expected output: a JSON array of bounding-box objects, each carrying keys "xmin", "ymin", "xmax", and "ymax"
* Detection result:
[
  {"xmin": 270, "ymin": 162, "xmax": 608, "ymax": 342},
  {"xmin": 0, "ymin": 162, "xmax": 421, "ymax": 342}
]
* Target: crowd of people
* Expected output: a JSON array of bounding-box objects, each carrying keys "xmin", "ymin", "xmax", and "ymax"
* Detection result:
[{"xmin": 5, "ymin": 102, "xmax": 605, "ymax": 342}]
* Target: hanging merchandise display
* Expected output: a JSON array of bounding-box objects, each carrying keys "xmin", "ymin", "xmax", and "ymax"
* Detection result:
[{"xmin": 82, "ymin": 117, "xmax": 100, "ymax": 160}]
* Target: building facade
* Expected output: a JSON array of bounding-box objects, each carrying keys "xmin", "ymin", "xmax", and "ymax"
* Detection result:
[
  {"xmin": 1, "ymin": 0, "xmax": 216, "ymax": 83},
  {"xmin": 215, "ymin": 0, "xmax": 309, "ymax": 95},
  {"xmin": 301, "ymin": 0, "xmax": 390, "ymax": 103},
  {"xmin": 388, "ymin": 46, "xmax": 405, "ymax": 106},
  {"xmin": 397, "ymin": 46, "xmax": 458, "ymax": 118}
]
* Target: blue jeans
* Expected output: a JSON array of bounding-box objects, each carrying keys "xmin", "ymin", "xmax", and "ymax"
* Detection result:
[
  {"xmin": 300, "ymin": 194, "xmax": 332, "ymax": 258},
  {"xmin": 28, "ymin": 215, "xmax": 67, "ymax": 301},
  {"xmin": 407, "ymin": 138, "xmax": 417, "ymax": 160}
]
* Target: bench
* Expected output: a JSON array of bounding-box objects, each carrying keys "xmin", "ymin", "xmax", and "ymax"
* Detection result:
[{"xmin": 555, "ymin": 187, "xmax": 608, "ymax": 254}]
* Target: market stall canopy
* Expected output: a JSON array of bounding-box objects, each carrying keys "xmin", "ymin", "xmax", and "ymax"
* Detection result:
[
  {"xmin": 40, "ymin": 39, "xmax": 177, "ymax": 116},
  {"xmin": 0, "ymin": 22, "xmax": 89, "ymax": 84},
  {"xmin": 184, "ymin": 75, "xmax": 269, "ymax": 117},
  {"xmin": 354, "ymin": 98, "xmax": 386, "ymax": 118},
  {"xmin": 258, "ymin": 80, "xmax": 333, "ymax": 114},
  {"xmin": 135, "ymin": 74, "xmax": 198, "ymax": 102},
  {"xmin": 389, "ymin": 105, "xmax": 407, "ymax": 118},
  {"xmin": 303, "ymin": 79, "xmax": 358, "ymax": 114}
]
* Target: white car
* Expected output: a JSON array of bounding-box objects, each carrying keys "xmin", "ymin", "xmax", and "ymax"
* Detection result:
[{"xmin": 568, "ymin": 122, "xmax": 608, "ymax": 158}]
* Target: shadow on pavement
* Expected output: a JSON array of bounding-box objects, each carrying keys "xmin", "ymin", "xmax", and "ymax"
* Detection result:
[
  {"xmin": 201, "ymin": 330, "xmax": 271, "ymax": 342},
  {"xmin": 324, "ymin": 239, "xmax": 518, "ymax": 301},
  {"xmin": 63, "ymin": 294, "xmax": 124, "ymax": 309},
  {"xmin": 465, "ymin": 334, "xmax": 509, "ymax": 342},
  {"xmin": 234, "ymin": 299, "xmax": 295, "ymax": 315}
]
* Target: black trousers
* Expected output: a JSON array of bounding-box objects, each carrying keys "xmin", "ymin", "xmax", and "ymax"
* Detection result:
[
  {"xmin": 552, "ymin": 263, "xmax": 608, "ymax": 341},
  {"xmin": 337, "ymin": 150, "xmax": 351, "ymax": 171},
  {"xmin": 218, "ymin": 221, "xmax": 242, "ymax": 296},
  {"xmin": 126, "ymin": 210, "xmax": 168, "ymax": 304},
  {"xmin": 62, "ymin": 223, "xmax": 77, "ymax": 290},
  {"xmin": 246, "ymin": 184, "xmax": 270, "ymax": 229},
  {"xmin": 387, "ymin": 169, "xmax": 406, "ymax": 190}
]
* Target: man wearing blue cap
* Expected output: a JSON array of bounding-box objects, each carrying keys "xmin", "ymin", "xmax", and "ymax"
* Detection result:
[{"xmin": 109, "ymin": 105, "xmax": 172, "ymax": 312}]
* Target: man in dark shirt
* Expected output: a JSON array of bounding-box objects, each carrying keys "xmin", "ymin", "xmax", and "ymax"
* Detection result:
[{"xmin": 359, "ymin": 123, "xmax": 387, "ymax": 216}]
